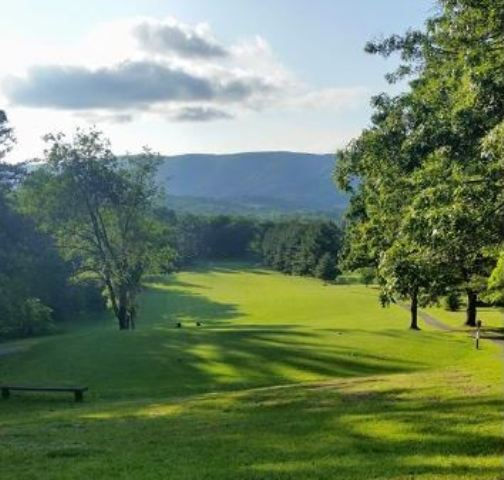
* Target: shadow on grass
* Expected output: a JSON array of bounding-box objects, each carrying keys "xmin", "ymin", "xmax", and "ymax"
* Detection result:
[
  {"xmin": 481, "ymin": 327, "xmax": 504, "ymax": 341},
  {"xmin": 1, "ymin": 380, "xmax": 502, "ymax": 479},
  {"xmin": 121, "ymin": 277, "xmax": 424, "ymax": 399},
  {"xmin": 1, "ymin": 268, "xmax": 501, "ymax": 478},
  {"xmin": 176, "ymin": 261, "xmax": 269, "ymax": 275},
  {"xmin": 145, "ymin": 275, "xmax": 215, "ymax": 290},
  {"xmin": 0, "ymin": 276, "xmax": 424, "ymax": 405},
  {"xmin": 140, "ymin": 285, "xmax": 241, "ymax": 327}
]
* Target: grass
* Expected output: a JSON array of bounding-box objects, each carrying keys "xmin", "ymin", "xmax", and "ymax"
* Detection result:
[
  {"xmin": 0, "ymin": 262, "xmax": 502, "ymax": 479},
  {"xmin": 426, "ymin": 301, "xmax": 504, "ymax": 343},
  {"xmin": 426, "ymin": 304, "xmax": 504, "ymax": 329}
]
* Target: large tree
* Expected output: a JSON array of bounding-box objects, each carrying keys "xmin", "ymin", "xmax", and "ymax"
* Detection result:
[
  {"xmin": 368, "ymin": 0, "xmax": 504, "ymax": 324},
  {"xmin": 337, "ymin": 0, "xmax": 504, "ymax": 327},
  {"xmin": 19, "ymin": 129, "xmax": 173, "ymax": 330},
  {"xmin": 336, "ymin": 93, "xmax": 443, "ymax": 328}
]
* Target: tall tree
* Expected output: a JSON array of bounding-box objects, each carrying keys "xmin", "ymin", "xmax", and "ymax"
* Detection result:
[
  {"xmin": 337, "ymin": 1, "xmax": 504, "ymax": 327},
  {"xmin": 19, "ymin": 129, "xmax": 172, "ymax": 330},
  {"xmin": 336, "ymin": 93, "xmax": 440, "ymax": 328}
]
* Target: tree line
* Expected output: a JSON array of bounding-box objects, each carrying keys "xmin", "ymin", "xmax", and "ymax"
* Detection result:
[
  {"xmin": 164, "ymin": 212, "xmax": 260, "ymax": 265},
  {"xmin": 259, "ymin": 220, "xmax": 342, "ymax": 281},
  {"xmin": 166, "ymin": 211, "xmax": 343, "ymax": 282},
  {"xmin": 336, "ymin": 0, "xmax": 504, "ymax": 329}
]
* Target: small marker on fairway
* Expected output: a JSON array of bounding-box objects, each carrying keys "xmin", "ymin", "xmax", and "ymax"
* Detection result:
[
  {"xmin": 475, "ymin": 320, "xmax": 482, "ymax": 350},
  {"xmin": 176, "ymin": 322, "xmax": 182, "ymax": 328}
]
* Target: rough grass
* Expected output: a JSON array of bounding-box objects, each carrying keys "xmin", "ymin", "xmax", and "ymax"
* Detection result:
[{"xmin": 0, "ymin": 263, "xmax": 502, "ymax": 479}]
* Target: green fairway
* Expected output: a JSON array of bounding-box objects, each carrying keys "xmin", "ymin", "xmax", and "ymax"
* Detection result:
[{"xmin": 1, "ymin": 263, "xmax": 502, "ymax": 479}]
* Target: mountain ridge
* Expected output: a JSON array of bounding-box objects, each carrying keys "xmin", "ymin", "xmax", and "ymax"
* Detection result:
[{"xmin": 157, "ymin": 151, "xmax": 347, "ymax": 215}]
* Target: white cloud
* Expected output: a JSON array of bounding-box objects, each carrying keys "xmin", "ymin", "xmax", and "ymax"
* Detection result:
[
  {"xmin": 4, "ymin": 61, "xmax": 277, "ymax": 110},
  {"xmin": 1, "ymin": 16, "xmax": 367, "ymax": 123},
  {"xmin": 0, "ymin": 16, "xmax": 371, "ymax": 162},
  {"xmin": 133, "ymin": 18, "xmax": 228, "ymax": 58}
]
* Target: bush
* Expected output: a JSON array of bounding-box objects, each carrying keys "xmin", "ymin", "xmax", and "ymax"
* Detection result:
[
  {"xmin": 314, "ymin": 253, "xmax": 339, "ymax": 281},
  {"xmin": 359, "ymin": 268, "xmax": 376, "ymax": 287},
  {"xmin": 0, "ymin": 297, "xmax": 54, "ymax": 338},
  {"xmin": 443, "ymin": 291, "xmax": 461, "ymax": 311}
]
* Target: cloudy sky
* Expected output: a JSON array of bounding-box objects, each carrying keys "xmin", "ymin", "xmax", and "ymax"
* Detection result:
[{"xmin": 1, "ymin": 0, "xmax": 434, "ymax": 162}]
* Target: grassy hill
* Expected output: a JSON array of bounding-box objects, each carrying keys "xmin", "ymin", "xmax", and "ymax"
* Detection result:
[
  {"xmin": 157, "ymin": 152, "xmax": 348, "ymax": 215},
  {"xmin": 0, "ymin": 264, "xmax": 502, "ymax": 479}
]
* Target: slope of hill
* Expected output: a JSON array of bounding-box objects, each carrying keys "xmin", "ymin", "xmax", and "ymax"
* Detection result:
[{"xmin": 157, "ymin": 151, "xmax": 347, "ymax": 215}]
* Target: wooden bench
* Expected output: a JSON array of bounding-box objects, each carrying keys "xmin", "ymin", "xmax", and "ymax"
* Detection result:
[{"xmin": 0, "ymin": 385, "xmax": 88, "ymax": 402}]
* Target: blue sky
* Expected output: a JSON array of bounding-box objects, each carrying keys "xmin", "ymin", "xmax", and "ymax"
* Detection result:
[{"xmin": 1, "ymin": 0, "xmax": 435, "ymax": 161}]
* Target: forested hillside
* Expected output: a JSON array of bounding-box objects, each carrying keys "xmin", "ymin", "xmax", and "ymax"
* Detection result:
[{"xmin": 156, "ymin": 152, "xmax": 348, "ymax": 214}]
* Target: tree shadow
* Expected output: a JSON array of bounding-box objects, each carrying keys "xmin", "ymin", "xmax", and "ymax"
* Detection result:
[
  {"xmin": 144, "ymin": 276, "xmax": 210, "ymax": 290},
  {"xmin": 1, "ymin": 266, "xmax": 502, "ymax": 478},
  {"xmin": 481, "ymin": 327, "xmax": 504, "ymax": 341},
  {"xmin": 0, "ymin": 277, "xmax": 423, "ymax": 404},
  {"xmin": 180, "ymin": 261, "xmax": 267, "ymax": 275},
  {"xmin": 139, "ymin": 286, "xmax": 240, "ymax": 327},
  {"xmin": 2, "ymin": 380, "xmax": 501, "ymax": 479}
]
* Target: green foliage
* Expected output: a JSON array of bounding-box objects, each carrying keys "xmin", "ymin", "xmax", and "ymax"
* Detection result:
[
  {"xmin": 0, "ymin": 110, "xmax": 15, "ymax": 161},
  {"xmin": 314, "ymin": 252, "xmax": 339, "ymax": 281},
  {"xmin": 18, "ymin": 129, "xmax": 173, "ymax": 330},
  {"xmin": 0, "ymin": 295, "xmax": 54, "ymax": 338},
  {"xmin": 159, "ymin": 211, "xmax": 262, "ymax": 265},
  {"xmin": 336, "ymin": 1, "xmax": 504, "ymax": 326},
  {"xmin": 0, "ymin": 114, "xmax": 103, "ymax": 339},
  {"xmin": 486, "ymin": 251, "xmax": 504, "ymax": 304},
  {"xmin": 259, "ymin": 219, "xmax": 342, "ymax": 279},
  {"xmin": 358, "ymin": 267, "xmax": 376, "ymax": 286},
  {"xmin": 443, "ymin": 290, "xmax": 462, "ymax": 312},
  {"xmin": 165, "ymin": 194, "xmax": 345, "ymax": 219}
]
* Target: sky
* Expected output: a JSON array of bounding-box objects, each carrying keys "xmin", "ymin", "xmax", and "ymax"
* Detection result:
[{"xmin": 0, "ymin": 0, "xmax": 436, "ymax": 162}]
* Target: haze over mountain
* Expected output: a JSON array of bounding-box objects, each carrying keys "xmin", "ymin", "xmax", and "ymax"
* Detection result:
[{"xmin": 158, "ymin": 151, "xmax": 348, "ymax": 216}]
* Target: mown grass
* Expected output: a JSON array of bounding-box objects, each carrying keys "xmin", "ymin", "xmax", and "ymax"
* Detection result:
[
  {"xmin": 426, "ymin": 302, "xmax": 504, "ymax": 343},
  {"xmin": 0, "ymin": 263, "xmax": 502, "ymax": 479},
  {"xmin": 426, "ymin": 304, "xmax": 504, "ymax": 329}
]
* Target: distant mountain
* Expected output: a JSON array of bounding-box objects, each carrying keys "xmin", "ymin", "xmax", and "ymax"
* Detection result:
[{"xmin": 157, "ymin": 152, "xmax": 348, "ymax": 216}]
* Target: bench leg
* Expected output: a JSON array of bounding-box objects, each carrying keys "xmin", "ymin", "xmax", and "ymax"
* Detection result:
[
  {"xmin": 74, "ymin": 390, "xmax": 83, "ymax": 402},
  {"xmin": 1, "ymin": 388, "xmax": 9, "ymax": 399}
]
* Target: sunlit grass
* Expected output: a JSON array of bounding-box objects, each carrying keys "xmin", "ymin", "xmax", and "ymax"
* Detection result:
[
  {"xmin": 426, "ymin": 304, "xmax": 504, "ymax": 330},
  {"xmin": 0, "ymin": 262, "xmax": 502, "ymax": 479}
]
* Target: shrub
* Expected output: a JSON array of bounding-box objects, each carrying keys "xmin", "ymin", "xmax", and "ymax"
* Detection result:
[
  {"xmin": 443, "ymin": 291, "xmax": 461, "ymax": 311},
  {"xmin": 0, "ymin": 297, "xmax": 54, "ymax": 338},
  {"xmin": 314, "ymin": 253, "xmax": 339, "ymax": 281},
  {"xmin": 359, "ymin": 268, "xmax": 376, "ymax": 287}
]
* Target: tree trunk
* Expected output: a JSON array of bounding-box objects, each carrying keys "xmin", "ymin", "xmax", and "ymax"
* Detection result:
[
  {"xmin": 118, "ymin": 305, "xmax": 129, "ymax": 330},
  {"xmin": 410, "ymin": 288, "xmax": 420, "ymax": 330},
  {"xmin": 129, "ymin": 306, "xmax": 136, "ymax": 330},
  {"xmin": 465, "ymin": 289, "xmax": 477, "ymax": 327},
  {"xmin": 117, "ymin": 289, "xmax": 131, "ymax": 330}
]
